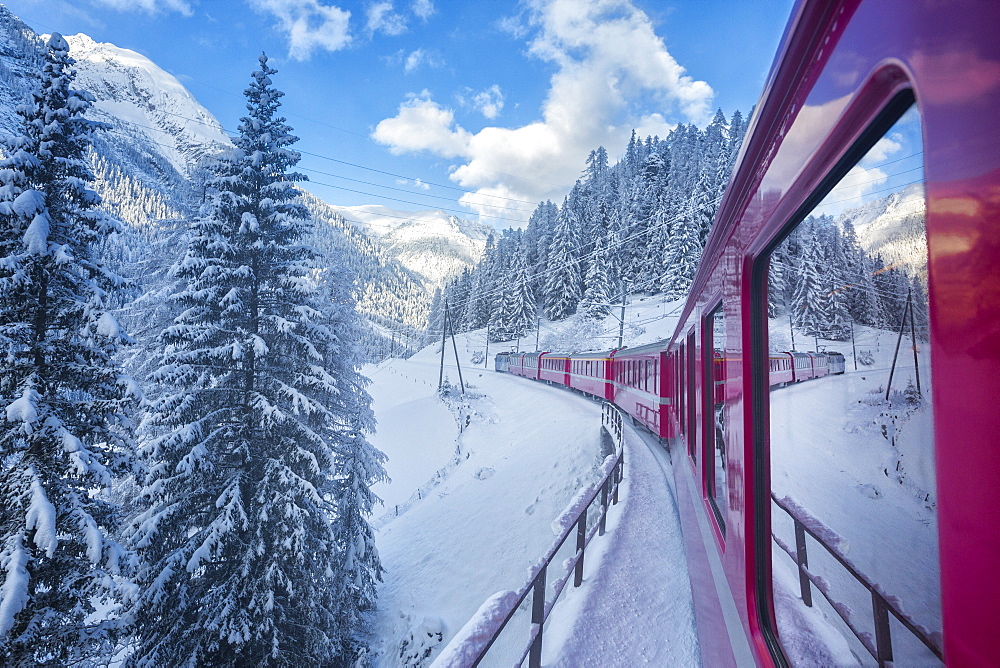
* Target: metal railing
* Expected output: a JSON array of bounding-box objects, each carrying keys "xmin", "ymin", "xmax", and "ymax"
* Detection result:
[
  {"xmin": 771, "ymin": 493, "xmax": 943, "ymax": 666},
  {"xmin": 434, "ymin": 402, "xmax": 626, "ymax": 667}
]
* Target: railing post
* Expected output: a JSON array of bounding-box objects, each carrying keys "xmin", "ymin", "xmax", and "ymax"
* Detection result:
[
  {"xmin": 529, "ymin": 567, "xmax": 546, "ymax": 668},
  {"xmin": 599, "ymin": 478, "xmax": 609, "ymax": 536},
  {"xmin": 613, "ymin": 459, "xmax": 621, "ymax": 505},
  {"xmin": 574, "ymin": 514, "xmax": 587, "ymax": 587},
  {"xmin": 872, "ymin": 591, "xmax": 893, "ymax": 667},
  {"xmin": 793, "ymin": 519, "xmax": 812, "ymax": 607}
]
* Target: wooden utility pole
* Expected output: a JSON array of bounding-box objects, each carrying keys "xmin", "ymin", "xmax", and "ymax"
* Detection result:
[
  {"xmin": 617, "ymin": 286, "xmax": 627, "ymax": 349},
  {"xmin": 448, "ymin": 302, "xmax": 466, "ymax": 394},
  {"xmin": 885, "ymin": 289, "xmax": 913, "ymax": 401},
  {"xmin": 438, "ymin": 302, "xmax": 448, "ymax": 390}
]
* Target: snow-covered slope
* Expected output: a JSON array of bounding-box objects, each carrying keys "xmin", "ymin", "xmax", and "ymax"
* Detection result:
[
  {"xmin": 64, "ymin": 33, "xmax": 232, "ymax": 179},
  {"xmin": 836, "ymin": 183, "xmax": 926, "ymax": 275},
  {"xmin": 331, "ymin": 205, "xmax": 492, "ymax": 287}
]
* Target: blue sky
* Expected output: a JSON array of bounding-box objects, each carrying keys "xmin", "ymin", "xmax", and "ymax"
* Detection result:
[{"xmin": 3, "ymin": 0, "xmax": 795, "ymax": 228}]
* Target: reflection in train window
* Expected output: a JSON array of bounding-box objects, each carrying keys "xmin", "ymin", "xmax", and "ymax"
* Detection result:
[
  {"xmin": 765, "ymin": 104, "xmax": 941, "ymax": 665},
  {"xmin": 686, "ymin": 332, "xmax": 697, "ymax": 462},
  {"xmin": 678, "ymin": 346, "xmax": 687, "ymax": 439},
  {"xmin": 706, "ymin": 304, "xmax": 727, "ymax": 534}
]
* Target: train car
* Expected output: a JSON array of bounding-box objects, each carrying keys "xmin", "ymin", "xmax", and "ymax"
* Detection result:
[
  {"xmin": 806, "ymin": 351, "xmax": 829, "ymax": 379},
  {"xmin": 537, "ymin": 352, "xmax": 568, "ymax": 385},
  {"xmin": 494, "ymin": 351, "xmax": 511, "ymax": 373},
  {"xmin": 611, "ymin": 342, "xmax": 671, "ymax": 440},
  {"xmin": 767, "ymin": 353, "xmax": 794, "ymax": 387},
  {"xmin": 825, "ymin": 351, "xmax": 846, "ymax": 375},
  {"xmin": 567, "ymin": 350, "xmax": 616, "ymax": 401},
  {"xmin": 659, "ymin": 0, "xmax": 1000, "ymax": 665},
  {"xmin": 522, "ymin": 352, "xmax": 543, "ymax": 381},
  {"xmin": 788, "ymin": 352, "xmax": 812, "ymax": 382},
  {"xmin": 507, "ymin": 352, "xmax": 527, "ymax": 378}
]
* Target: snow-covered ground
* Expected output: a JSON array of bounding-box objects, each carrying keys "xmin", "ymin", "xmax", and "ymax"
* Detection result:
[
  {"xmin": 365, "ymin": 337, "xmax": 610, "ymax": 665},
  {"xmin": 363, "ymin": 296, "xmax": 691, "ymax": 666},
  {"xmin": 767, "ymin": 320, "xmax": 940, "ymax": 665}
]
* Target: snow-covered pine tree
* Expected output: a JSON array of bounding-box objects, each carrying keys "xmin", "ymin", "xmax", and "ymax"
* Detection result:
[
  {"xmin": 316, "ymin": 269, "xmax": 388, "ymax": 660},
  {"xmin": 461, "ymin": 232, "xmax": 495, "ymax": 332},
  {"xmin": 528, "ymin": 201, "xmax": 558, "ymax": 297},
  {"xmin": 501, "ymin": 248, "xmax": 536, "ymax": 338},
  {"xmin": 840, "ymin": 219, "xmax": 879, "ymax": 326},
  {"xmin": 128, "ymin": 54, "xmax": 379, "ymax": 666},
  {"xmin": 791, "ymin": 219, "xmax": 830, "ymax": 337},
  {"xmin": 767, "ymin": 242, "xmax": 787, "ymax": 318},
  {"xmin": 580, "ymin": 235, "xmax": 615, "ymax": 319},
  {"xmin": 820, "ymin": 220, "xmax": 851, "ymax": 340},
  {"xmin": 0, "ymin": 33, "xmax": 138, "ymax": 665},
  {"xmin": 542, "ymin": 200, "xmax": 583, "ymax": 320},
  {"xmin": 659, "ymin": 198, "xmax": 703, "ymax": 299}
]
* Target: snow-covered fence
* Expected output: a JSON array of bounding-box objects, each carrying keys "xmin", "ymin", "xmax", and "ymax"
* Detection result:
[
  {"xmin": 432, "ymin": 402, "xmax": 626, "ymax": 668},
  {"xmin": 771, "ymin": 493, "xmax": 943, "ymax": 665}
]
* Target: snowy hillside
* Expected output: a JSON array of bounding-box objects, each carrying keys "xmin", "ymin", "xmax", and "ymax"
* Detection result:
[
  {"xmin": 0, "ymin": 9, "xmax": 42, "ymax": 138},
  {"xmin": 332, "ymin": 205, "xmax": 492, "ymax": 287},
  {"xmin": 65, "ymin": 33, "xmax": 232, "ymax": 180},
  {"xmin": 836, "ymin": 183, "xmax": 927, "ymax": 275},
  {"xmin": 362, "ymin": 298, "xmax": 698, "ymax": 666}
]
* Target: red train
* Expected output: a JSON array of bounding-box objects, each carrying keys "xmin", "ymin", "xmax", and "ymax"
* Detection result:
[
  {"xmin": 495, "ymin": 0, "xmax": 1000, "ymax": 664},
  {"xmin": 496, "ymin": 347, "xmax": 839, "ymax": 437}
]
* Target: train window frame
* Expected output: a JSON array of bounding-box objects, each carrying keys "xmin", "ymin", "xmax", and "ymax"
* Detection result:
[
  {"xmin": 686, "ymin": 330, "xmax": 698, "ymax": 463},
  {"xmin": 750, "ymin": 88, "xmax": 927, "ymax": 666},
  {"xmin": 678, "ymin": 344, "xmax": 687, "ymax": 440},
  {"xmin": 704, "ymin": 300, "xmax": 727, "ymax": 538}
]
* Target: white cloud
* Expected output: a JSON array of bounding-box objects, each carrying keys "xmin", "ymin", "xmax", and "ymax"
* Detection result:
[
  {"xmin": 471, "ymin": 85, "xmax": 504, "ymax": 119},
  {"xmin": 404, "ymin": 48, "xmax": 443, "ymax": 73},
  {"xmin": 412, "ymin": 0, "xmax": 434, "ymax": 20},
  {"xmin": 250, "ymin": 0, "xmax": 351, "ymax": 60},
  {"xmin": 366, "ymin": 1, "xmax": 407, "ymax": 36},
  {"xmin": 862, "ymin": 134, "xmax": 903, "ymax": 164},
  {"xmin": 395, "ymin": 177, "xmax": 431, "ymax": 190},
  {"xmin": 372, "ymin": 91, "xmax": 472, "ymax": 159},
  {"xmin": 371, "ymin": 0, "xmax": 715, "ymax": 224},
  {"xmin": 93, "ymin": 0, "xmax": 192, "ymax": 15},
  {"xmin": 814, "ymin": 164, "xmax": 888, "ymax": 218}
]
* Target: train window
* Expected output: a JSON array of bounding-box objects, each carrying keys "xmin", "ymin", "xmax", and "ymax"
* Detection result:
[
  {"xmin": 706, "ymin": 304, "xmax": 727, "ymax": 535},
  {"xmin": 686, "ymin": 331, "xmax": 697, "ymax": 462},
  {"xmin": 762, "ymin": 103, "xmax": 941, "ymax": 665},
  {"xmin": 678, "ymin": 345, "xmax": 687, "ymax": 438}
]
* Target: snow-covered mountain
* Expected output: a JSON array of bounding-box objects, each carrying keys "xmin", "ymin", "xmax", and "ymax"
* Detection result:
[
  {"xmin": 65, "ymin": 33, "xmax": 232, "ymax": 180},
  {"xmin": 836, "ymin": 183, "xmax": 926, "ymax": 275},
  {"xmin": 331, "ymin": 205, "xmax": 492, "ymax": 286},
  {"xmin": 0, "ymin": 8, "xmax": 497, "ymax": 356}
]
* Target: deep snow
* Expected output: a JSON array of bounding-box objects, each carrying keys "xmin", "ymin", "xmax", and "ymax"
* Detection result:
[{"xmin": 363, "ymin": 296, "xmax": 697, "ymax": 666}]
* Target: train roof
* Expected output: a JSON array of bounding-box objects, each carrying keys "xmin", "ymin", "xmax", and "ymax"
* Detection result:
[{"xmin": 613, "ymin": 339, "xmax": 670, "ymax": 357}]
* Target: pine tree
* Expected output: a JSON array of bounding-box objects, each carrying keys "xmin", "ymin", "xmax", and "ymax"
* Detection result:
[
  {"xmin": 501, "ymin": 250, "xmax": 536, "ymax": 338},
  {"xmin": 0, "ymin": 34, "xmax": 138, "ymax": 665},
  {"xmin": 581, "ymin": 235, "xmax": 615, "ymax": 319},
  {"xmin": 791, "ymin": 220, "xmax": 830, "ymax": 338},
  {"xmin": 318, "ymin": 271, "xmax": 387, "ymax": 660},
  {"xmin": 821, "ymin": 220, "xmax": 851, "ymax": 340},
  {"xmin": 543, "ymin": 200, "xmax": 583, "ymax": 320},
  {"xmin": 660, "ymin": 199, "xmax": 702, "ymax": 299},
  {"xmin": 128, "ymin": 54, "xmax": 381, "ymax": 666}
]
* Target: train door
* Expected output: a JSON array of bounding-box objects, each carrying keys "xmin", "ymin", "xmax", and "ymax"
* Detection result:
[{"xmin": 756, "ymin": 98, "xmax": 941, "ymax": 666}]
